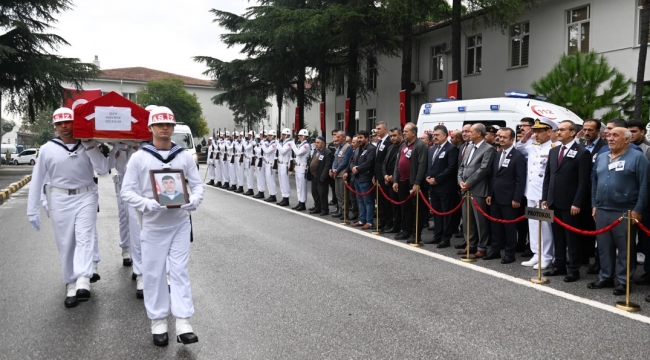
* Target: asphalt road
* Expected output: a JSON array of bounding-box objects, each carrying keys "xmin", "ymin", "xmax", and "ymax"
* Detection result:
[
  {"xmin": 1, "ymin": 165, "xmax": 650, "ymax": 359},
  {"xmin": 0, "ymin": 165, "xmax": 33, "ymax": 190}
]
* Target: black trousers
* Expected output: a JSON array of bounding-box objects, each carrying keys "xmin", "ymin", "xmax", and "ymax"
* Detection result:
[
  {"xmin": 578, "ymin": 209, "xmax": 596, "ymax": 263},
  {"xmin": 328, "ymin": 176, "xmax": 337, "ymax": 205},
  {"xmin": 490, "ymin": 203, "xmax": 520, "ymax": 257},
  {"xmin": 516, "ymin": 198, "xmax": 529, "ymax": 250},
  {"xmin": 389, "ymin": 185, "xmax": 401, "ymax": 231},
  {"xmin": 311, "ymin": 178, "xmax": 329, "ymax": 212},
  {"xmin": 398, "ymin": 180, "xmax": 427, "ymax": 235},
  {"xmin": 429, "ymin": 189, "xmax": 457, "ymax": 243},
  {"xmin": 378, "ymin": 182, "xmax": 392, "ymax": 228},
  {"xmin": 551, "ymin": 206, "xmax": 582, "ymax": 272}
]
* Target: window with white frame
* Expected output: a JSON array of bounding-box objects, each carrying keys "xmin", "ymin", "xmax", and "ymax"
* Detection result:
[
  {"xmin": 466, "ymin": 34, "xmax": 482, "ymax": 75},
  {"xmin": 567, "ymin": 5, "xmax": 590, "ymax": 55},
  {"xmin": 638, "ymin": 0, "xmax": 650, "ymax": 45},
  {"xmin": 336, "ymin": 112, "xmax": 344, "ymax": 131},
  {"xmin": 122, "ymin": 92, "xmax": 137, "ymax": 101},
  {"xmin": 366, "ymin": 108, "xmax": 377, "ymax": 131},
  {"xmin": 510, "ymin": 22, "xmax": 530, "ymax": 68},
  {"xmin": 431, "ymin": 45, "xmax": 444, "ymax": 81},
  {"xmin": 366, "ymin": 58, "xmax": 378, "ymax": 90},
  {"xmin": 336, "ymin": 81, "xmax": 345, "ymax": 96}
]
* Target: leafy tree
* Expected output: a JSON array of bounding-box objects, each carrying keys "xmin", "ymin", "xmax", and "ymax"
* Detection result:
[
  {"xmin": 135, "ymin": 79, "xmax": 209, "ymax": 137},
  {"xmin": 18, "ymin": 107, "xmax": 54, "ymax": 147},
  {"xmin": 0, "ymin": 0, "xmax": 100, "ymax": 122},
  {"xmin": 635, "ymin": 0, "xmax": 650, "ymax": 122},
  {"xmin": 531, "ymin": 52, "xmax": 631, "ymax": 121}
]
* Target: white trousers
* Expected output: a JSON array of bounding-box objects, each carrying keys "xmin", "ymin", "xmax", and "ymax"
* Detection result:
[
  {"xmin": 245, "ymin": 162, "xmax": 255, "ymax": 190},
  {"xmin": 278, "ymin": 164, "xmax": 290, "ymax": 198},
  {"xmin": 93, "ymin": 227, "xmax": 100, "ymax": 263},
  {"xmin": 527, "ymin": 199, "xmax": 555, "ymax": 263},
  {"xmin": 216, "ymin": 159, "xmax": 224, "ymax": 182},
  {"xmin": 48, "ymin": 190, "xmax": 97, "ymax": 284},
  {"xmin": 256, "ymin": 166, "xmax": 266, "ymax": 192},
  {"xmin": 236, "ymin": 161, "xmax": 244, "ymax": 187},
  {"xmin": 229, "ymin": 162, "xmax": 237, "ymax": 185},
  {"xmin": 295, "ymin": 166, "xmax": 307, "ymax": 203},
  {"xmin": 207, "ymin": 161, "xmax": 215, "ymax": 180},
  {"xmin": 113, "ymin": 175, "xmax": 130, "ymax": 249},
  {"xmin": 140, "ymin": 221, "xmax": 194, "ymax": 320},
  {"xmin": 221, "ymin": 159, "xmax": 229, "ymax": 183},
  {"xmin": 264, "ymin": 163, "xmax": 277, "ymax": 196},
  {"xmin": 128, "ymin": 206, "xmax": 143, "ymax": 275}
]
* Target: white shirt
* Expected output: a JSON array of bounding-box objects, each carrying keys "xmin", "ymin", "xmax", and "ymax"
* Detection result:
[{"xmin": 466, "ymin": 140, "xmax": 485, "ymax": 165}]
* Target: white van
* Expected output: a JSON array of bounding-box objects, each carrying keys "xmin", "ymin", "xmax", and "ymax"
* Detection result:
[
  {"xmin": 172, "ymin": 123, "xmax": 199, "ymax": 169},
  {"xmin": 416, "ymin": 96, "xmax": 583, "ymax": 135}
]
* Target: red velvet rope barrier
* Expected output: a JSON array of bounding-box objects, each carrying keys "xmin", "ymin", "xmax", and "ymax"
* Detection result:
[
  {"xmin": 344, "ymin": 181, "xmax": 376, "ymax": 197},
  {"xmin": 636, "ymin": 220, "xmax": 650, "ymax": 237},
  {"xmin": 469, "ymin": 198, "xmax": 527, "ymax": 224},
  {"xmin": 419, "ymin": 190, "xmax": 465, "ymax": 216},
  {"xmin": 377, "ymin": 184, "xmax": 415, "ymax": 205},
  {"xmin": 553, "ymin": 215, "xmax": 621, "ymax": 236}
]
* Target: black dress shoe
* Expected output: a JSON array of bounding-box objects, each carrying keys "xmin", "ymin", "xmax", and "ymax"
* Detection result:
[
  {"xmin": 90, "ymin": 273, "xmax": 100, "ymax": 283},
  {"xmin": 384, "ymin": 227, "xmax": 401, "ymax": 234},
  {"xmin": 177, "ymin": 332, "xmax": 199, "ymax": 345},
  {"xmin": 264, "ymin": 195, "xmax": 277, "ymax": 203},
  {"xmin": 331, "ymin": 212, "xmax": 341, "ymax": 218},
  {"xmin": 454, "ymin": 232, "xmax": 464, "ymax": 238},
  {"xmin": 543, "ymin": 267, "xmax": 568, "ymax": 277},
  {"xmin": 132, "ymin": 273, "xmax": 137, "ymax": 281},
  {"xmin": 235, "ymin": 186, "xmax": 244, "ymax": 193},
  {"xmin": 206, "ymin": 180, "xmax": 214, "ymax": 186},
  {"xmin": 564, "ymin": 272, "xmax": 580, "ymax": 283},
  {"xmin": 613, "ymin": 284, "xmax": 628, "ymax": 296},
  {"xmin": 501, "ymin": 256, "xmax": 516, "ymax": 264},
  {"xmin": 423, "ymin": 237, "xmax": 441, "ymax": 245},
  {"xmin": 215, "ymin": 181, "xmax": 222, "ymax": 187},
  {"xmin": 123, "ymin": 258, "xmax": 132, "ymax": 266},
  {"xmin": 587, "ymin": 279, "xmax": 615, "ymax": 289},
  {"xmin": 635, "ymin": 273, "xmax": 650, "ymax": 285},
  {"xmin": 153, "ymin": 333, "xmax": 169, "ymax": 347},
  {"xmin": 309, "ymin": 209, "xmax": 321, "ymax": 214},
  {"xmin": 221, "ymin": 183, "xmax": 229, "ymax": 189},
  {"xmin": 64, "ymin": 296, "xmax": 78, "ymax": 308},
  {"xmin": 329, "ymin": 200, "xmax": 336, "ymax": 206},
  {"xmin": 320, "ymin": 211, "xmax": 330, "ymax": 216},
  {"xmin": 394, "ymin": 232, "xmax": 411, "ymax": 240},
  {"xmin": 483, "ymin": 252, "xmax": 501, "ymax": 260},
  {"xmin": 520, "ymin": 249, "xmax": 534, "ymax": 258},
  {"xmin": 244, "ymin": 189, "xmax": 254, "ymax": 196},
  {"xmin": 587, "ymin": 264, "xmax": 601, "ymax": 275},
  {"xmin": 294, "ymin": 202, "xmax": 306, "ymax": 211},
  {"xmin": 436, "ymin": 242, "xmax": 450, "ymax": 249},
  {"xmin": 136, "ymin": 289, "xmax": 144, "ymax": 299},
  {"xmin": 76, "ymin": 289, "xmax": 91, "ymax": 302},
  {"xmin": 277, "ymin": 198, "xmax": 290, "ymax": 206},
  {"xmin": 454, "ymin": 242, "xmax": 467, "ymax": 250},
  {"xmin": 308, "ymin": 207, "xmax": 315, "ymax": 211}
]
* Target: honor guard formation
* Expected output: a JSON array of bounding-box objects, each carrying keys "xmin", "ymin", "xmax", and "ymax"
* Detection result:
[{"xmin": 24, "ymin": 112, "xmax": 650, "ymax": 348}]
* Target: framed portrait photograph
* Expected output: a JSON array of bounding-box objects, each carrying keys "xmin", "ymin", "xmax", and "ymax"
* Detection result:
[{"xmin": 150, "ymin": 169, "xmax": 189, "ymax": 208}]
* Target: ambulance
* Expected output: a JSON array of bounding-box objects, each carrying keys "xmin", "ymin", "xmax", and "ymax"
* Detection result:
[{"xmin": 416, "ymin": 92, "xmax": 583, "ymax": 135}]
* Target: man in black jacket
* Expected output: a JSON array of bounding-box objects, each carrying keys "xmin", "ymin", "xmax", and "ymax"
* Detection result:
[
  {"xmin": 327, "ymin": 129, "xmax": 339, "ymax": 210},
  {"xmin": 393, "ymin": 122, "xmax": 429, "ymax": 242},
  {"xmin": 344, "ymin": 131, "xmax": 377, "ymax": 229},
  {"xmin": 425, "ymin": 125, "xmax": 459, "ymax": 248},
  {"xmin": 374, "ymin": 121, "xmax": 392, "ymax": 230},
  {"xmin": 484, "ymin": 128, "xmax": 527, "ymax": 264},
  {"xmin": 542, "ymin": 120, "xmax": 591, "ymax": 282},
  {"xmin": 382, "ymin": 127, "xmax": 403, "ymax": 234},
  {"xmin": 309, "ymin": 137, "xmax": 334, "ymax": 216}
]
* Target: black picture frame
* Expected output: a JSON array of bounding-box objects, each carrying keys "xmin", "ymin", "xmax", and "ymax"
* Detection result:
[{"xmin": 149, "ymin": 169, "xmax": 189, "ymax": 208}]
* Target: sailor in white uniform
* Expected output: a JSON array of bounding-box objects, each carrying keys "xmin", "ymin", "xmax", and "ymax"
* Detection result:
[
  {"xmin": 121, "ymin": 106, "xmax": 204, "ymax": 347},
  {"xmin": 27, "ymin": 107, "xmax": 109, "ymax": 308},
  {"xmin": 226, "ymin": 132, "xmax": 237, "ymax": 190},
  {"xmin": 290, "ymin": 129, "xmax": 310, "ymax": 211},
  {"xmin": 215, "ymin": 132, "xmax": 225, "ymax": 188},
  {"xmin": 261, "ymin": 130, "xmax": 279, "ymax": 203},
  {"xmin": 234, "ymin": 132, "xmax": 245, "ymax": 193},
  {"xmin": 243, "ymin": 131, "xmax": 256, "ymax": 196},
  {"xmin": 205, "ymin": 137, "xmax": 216, "ymax": 186},
  {"xmin": 253, "ymin": 132, "xmax": 267, "ymax": 199},
  {"xmin": 220, "ymin": 131, "xmax": 231, "ymax": 189},
  {"xmin": 516, "ymin": 117, "xmax": 557, "ymax": 269},
  {"xmin": 277, "ymin": 128, "xmax": 294, "ymax": 206}
]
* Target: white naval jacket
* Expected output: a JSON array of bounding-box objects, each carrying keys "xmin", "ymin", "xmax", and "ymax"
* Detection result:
[{"xmin": 516, "ymin": 139, "xmax": 554, "ymax": 201}]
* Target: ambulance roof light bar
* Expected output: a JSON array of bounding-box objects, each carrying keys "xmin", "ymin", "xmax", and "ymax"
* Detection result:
[
  {"xmin": 435, "ymin": 97, "xmax": 457, "ymax": 102},
  {"xmin": 504, "ymin": 91, "xmax": 547, "ymax": 101}
]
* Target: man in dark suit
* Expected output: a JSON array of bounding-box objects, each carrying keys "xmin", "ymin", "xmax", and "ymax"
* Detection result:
[
  {"xmin": 424, "ymin": 125, "xmax": 459, "ymax": 248},
  {"xmin": 309, "ymin": 136, "xmax": 334, "ymax": 216},
  {"xmin": 542, "ymin": 120, "xmax": 592, "ymax": 282},
  {"xmin": 457, "ymin": 123, "xmax": 496, "ymax": 258},
  {"xmin": 382, "ymin": 127, "xmax": 404, "ymax": 234},
  {"xmin": 344, "ymin": 130, "xmax": 377, "ymax": 229},
  {"xmin": 374, "ymin": 121, "xmax": 392, "ymax": 230},
  {"xmin": 484, "ymin": 128, "xmax": 527, "ymax": 264}
]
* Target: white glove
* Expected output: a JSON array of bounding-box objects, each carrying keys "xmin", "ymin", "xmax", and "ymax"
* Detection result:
[
  {"xmin": 29, "ymin": 214, "xmax": 41, "ymax": 231},
  {"xmin": 42, "ymin": 200, "xmax": 50, "ymax": 218},
  {"xmin": 180, "ymin": 195, "xmax": 201, "ymax": 211},
  {"xmin": 207, "ymin": 159, "xmax": 214, "ymax": 165},
  {"xmin": 82, "ymin": 141, "xmax": 97, "ymax": 150},
  {"xmin": 144, "ymin": 199, "xmax": 166, "ymax": 213}
]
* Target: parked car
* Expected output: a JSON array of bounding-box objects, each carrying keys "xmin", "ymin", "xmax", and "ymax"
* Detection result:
[{"xmin": 14, "ymin": 148, "xmax": 39, "ymax": 165}]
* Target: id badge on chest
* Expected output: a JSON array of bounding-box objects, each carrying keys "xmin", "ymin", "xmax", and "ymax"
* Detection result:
[{"xmin": 406, "ymin": 149, "xmax": 412, "ymax": 159}]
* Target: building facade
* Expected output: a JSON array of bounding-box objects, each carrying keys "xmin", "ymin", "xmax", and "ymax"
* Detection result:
[{"xmin": 324, "ymin": 0, "xmax": 649, "ymax": 134}]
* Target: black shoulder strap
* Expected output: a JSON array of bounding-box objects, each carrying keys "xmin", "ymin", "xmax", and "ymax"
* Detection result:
[
  {"xmin": 140, "ymin": 142, "xmax": 185, "ymax": 164},
  {"xmin": 48, "ymin": 137, "xmax": 82, "ymax": 154}
]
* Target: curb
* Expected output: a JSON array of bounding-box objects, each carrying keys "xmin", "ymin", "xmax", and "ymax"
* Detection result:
[{"xmin": 0, "ymin": 174, "xmax": 32, "ymax": 204}]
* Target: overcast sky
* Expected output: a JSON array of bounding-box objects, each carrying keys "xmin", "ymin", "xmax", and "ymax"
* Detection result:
[{"xmin": 53, "ymin": 0, "xmax": 254, "ymax": 80}]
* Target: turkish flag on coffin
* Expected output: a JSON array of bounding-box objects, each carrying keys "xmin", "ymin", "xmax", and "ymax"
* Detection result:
[
  {"xmin": 62, "ymin": 88, "xmax": 102, "ymax": 110},
  {"xmin": 73, "ymin": 91, "xmax": 151, "ymax": 141}
]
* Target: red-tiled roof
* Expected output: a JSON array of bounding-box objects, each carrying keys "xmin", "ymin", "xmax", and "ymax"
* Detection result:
[{"xmin": 99, "ymin": 67, "xmax": 214, "ymax": 87}]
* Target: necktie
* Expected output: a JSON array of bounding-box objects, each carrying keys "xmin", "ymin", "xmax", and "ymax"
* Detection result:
[
  {"xmin": 432, "ymin": 145, "xmax": 441, "ymax": 164},
  {"xmin": 558, "ymin": 146, "xmax": 566, "ymax": 165},
  {"xmin": 461, "ymin": 142, "xmax": 469, "ymax": 158},
  {"xmin": 498, "ymin": 150, "xmax": 506, "ymax": 168},
  {"xmin": 466, "ymin": 145, "xmax": 477, "ymax": 165}
]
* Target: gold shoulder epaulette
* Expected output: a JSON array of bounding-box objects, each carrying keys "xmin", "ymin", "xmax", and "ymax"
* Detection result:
[
  {"xmin": 533, "ymin": 142, "xmax": 540, "ymax": 145},
  {"xmin": 551, "ymin": 144, "xmax": 557, "ymax": 148}
]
